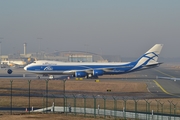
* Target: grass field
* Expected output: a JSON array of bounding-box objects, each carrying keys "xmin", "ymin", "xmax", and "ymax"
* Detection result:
[
  {"xmin": 0, "ymin": 78, "xmax": 148, "ymax": 108},
  {"xmin": 0, "ymin": 78, "xmax": 148, "ymax": 94}
]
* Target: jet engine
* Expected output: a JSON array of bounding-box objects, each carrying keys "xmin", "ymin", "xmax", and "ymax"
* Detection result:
[
  {"xmin": 93, "ymin": 70, "xmax": 104, "ymax": 76},
  {"xmin": 74, "ymin": 71, "xmax": 87, "ymax": 77},
  {"xmin": 7, "ymin": 69, "xmax": 13, "ymax": 74}
]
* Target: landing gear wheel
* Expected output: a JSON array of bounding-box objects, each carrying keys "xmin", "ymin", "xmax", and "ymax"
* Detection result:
[
  {"xmin": 49, "ymin": 75, "xmax": 54, "ymax": 80},
  {"xmin": 87, "ymin": 74, "xmax": 92, "ymax": 79}
]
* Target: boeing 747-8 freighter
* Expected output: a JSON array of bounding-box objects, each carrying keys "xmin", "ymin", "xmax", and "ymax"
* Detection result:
[{"xmin": 24, "ymin": 44, "xmax": 163, "ymax": 79}]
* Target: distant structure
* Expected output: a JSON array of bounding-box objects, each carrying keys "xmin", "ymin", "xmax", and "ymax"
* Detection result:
[
  {"xmin": 69, "ymin": 54, "xmax": 93, "ymax": 62},
  {"xmin": 1, "ymin": 41, "xmax": 119, "ymax": 67},
  {"xmin": 24, "ymin": 43, "xmax": 27, "ymax": 55},
  {"xmin": 44, "ymin": 51, "xmax": 107, "ymax": 62}
]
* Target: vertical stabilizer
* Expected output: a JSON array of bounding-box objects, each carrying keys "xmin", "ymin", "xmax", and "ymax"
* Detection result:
[
  {"xmin": 145, "ymin": 44, "xmax": 163, "ymax": 62},
  {"xmin": 131, "ymin": 44, "xmax": 163, "ymax": 71}
]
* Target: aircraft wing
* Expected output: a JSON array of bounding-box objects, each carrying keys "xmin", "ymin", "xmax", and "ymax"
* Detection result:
[{"xmin": 63, "ymin": 67, "xmax": 116, "ymax": 74}]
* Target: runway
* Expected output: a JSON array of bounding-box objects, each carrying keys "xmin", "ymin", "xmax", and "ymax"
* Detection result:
[
  {"xmin": 0, "ymin": 65, "xmax": 180, "ymax": 99},
  {"xmin": 133, "ymin": 66, "xmax": 180, "ymax": 98}
]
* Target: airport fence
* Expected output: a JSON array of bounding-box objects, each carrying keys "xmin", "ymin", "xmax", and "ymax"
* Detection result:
[{"xmin": 0, "ymin": 79, "xmax": 180, "ymax": 120}]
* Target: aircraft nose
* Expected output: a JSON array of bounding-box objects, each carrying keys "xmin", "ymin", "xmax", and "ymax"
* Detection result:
[{"xmin": 24, "ymin": 66, "xmax": 27, "ymax": 71}]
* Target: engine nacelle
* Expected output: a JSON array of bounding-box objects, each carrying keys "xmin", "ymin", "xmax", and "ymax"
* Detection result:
[
  {"xmin": 93, "ymin": 70, "xmax": 104, "ymax": 76},
  {"xmin": 7, "ymin": 69, "xmax": 13, "ymax": 74},
  {"xmin": 75, "ymin": 71, "xmax": 87, "ymax": 77}
]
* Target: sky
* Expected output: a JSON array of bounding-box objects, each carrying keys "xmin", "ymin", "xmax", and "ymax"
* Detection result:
[{"xmin": 0, "ymin": 0, "xmax": 180, "ymax": 58}]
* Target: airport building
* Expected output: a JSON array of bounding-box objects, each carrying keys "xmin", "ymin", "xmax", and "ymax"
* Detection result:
[
  {"xmin": 68, "ymin": 55, "xmax": 93, "ymax": 62},
  {"xmin": 41, "ymin": 51, "xmax": 106, "ymax": 62},
  {"xmin": 0, "ymin": 50, "xmax": 110, "ymax": 67},
  {"xmin": 0, "ymin": 42, "xmax": 122, "ymax": 68}
]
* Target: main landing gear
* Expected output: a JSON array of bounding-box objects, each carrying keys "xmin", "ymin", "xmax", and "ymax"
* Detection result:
[
  {"xmin": 37, "ymin": 76, "xmax": 40, "ymax": 79},
  {"xmin": 49, "ymin": 75, "xmax": 54, "ymax": 79},
  {"xmin": 36, "ymin": 75, "xmax": 54, "ymax": 80}
]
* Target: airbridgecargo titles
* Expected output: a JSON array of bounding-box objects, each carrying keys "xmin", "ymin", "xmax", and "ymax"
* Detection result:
[{"xmin": 24, "ymin": 44, "xmax": 163, "ymax": 79}]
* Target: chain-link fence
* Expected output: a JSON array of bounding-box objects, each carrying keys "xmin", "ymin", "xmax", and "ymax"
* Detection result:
[{"xmin": 0, "ymin": 79, "xmax": 180, "ymax": 120}]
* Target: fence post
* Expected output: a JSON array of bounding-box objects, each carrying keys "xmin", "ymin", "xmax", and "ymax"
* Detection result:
[
  {"xmin": 145, "ymin": 99, "xmax": 152, "ymax": 120},
  {"xmin": 52, "ymin": 94, "xmax": 55, "ymax": 113},
  {"xmin": 10, "ymin": 80, "xmax": 13, "ymax": 115},
  {"xmin": 148, "ymin": 101, "xmax": 151, "ymax": 120},
  {"xmin": 63, "ymin": 79, "xmax": 66, "ymax": 113},
  {"xmin": 133, "ymin": 98, "xmax": 139, "ymax": 119},
  {"xmin": 113, "ymin": 96, "xmax": 117, "ymax": 120},
  {"xmin": 65, "ymin": 95, "xmax": 67, "ymax": 116},
  {"xmin": 168, "ymin": 100, "xmax": 173, "ymax": 115},
  {"xmin": 73, "ymin": 94, "xmax": 76, "ymax": 116},
  {"xmin": 155, "ymin": 100, "xmax": 160, "ymax": 120},
  {"xmin": 122, "ymin": 97, "xmax": 127, "ymax": 119},
  {"xmin": 145, "ymin": 99, "xmax": 148, "ymax": 120},
  {"xmin": 42, "ymin": 94, "xmax": 45, "ymax": 113},
  {"xmin": 45, "ymin": 79, "xmax": 49, "ymax": 113},
  {"xmin": 93, "ymin": 95, "xmax": 97, "ymax": 118},
  {"xmin": 159, "ymin": 101, "xmax": 164, "ymax": 120},
  {"xmin": 172, "ymin": 102, "xmax": 178, "ymax": 120},
  {"xmin": 102, "ymin": 96, "xmax": 106, "ymax": 119},
  {"xmin": 168, "ymin": 100, "xmax": 173, "ymax": 120},
  {"xmin": 63, "ymin": 94, "xmax": 67, "ymax": 115},
  {"xmin": 28, "ymin": 80, "xmax": 31, "ymax": 114},
  {"xmin": 83, "ymin": 95, "xmax": 87, "ymax": 117}
]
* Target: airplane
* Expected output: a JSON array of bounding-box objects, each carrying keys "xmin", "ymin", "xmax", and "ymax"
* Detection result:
[
  {"xmin": 24, "ymin": 44, "xmax": 163, "ymax": 79},
  {"xmin": 1, "ymin": 60, "xmax": 27, "ymax": 68},
  {"xmin": 0, "ymin": 61, "xmax": 26, "ymax": 74}
]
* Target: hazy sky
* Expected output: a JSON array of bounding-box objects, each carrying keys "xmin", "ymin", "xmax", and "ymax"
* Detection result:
[{"xmin": 0, "ymin": 0, "xmax": 180, "ymax": 58}]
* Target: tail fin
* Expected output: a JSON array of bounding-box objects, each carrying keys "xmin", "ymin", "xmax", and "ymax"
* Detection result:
[
  {"xmin": 144, "ymin": 44, "xmax": 163, "ymax": 63},
  {"xmin": 132, "ymin": 44, "xmax": 163, "ymax": 69}
]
